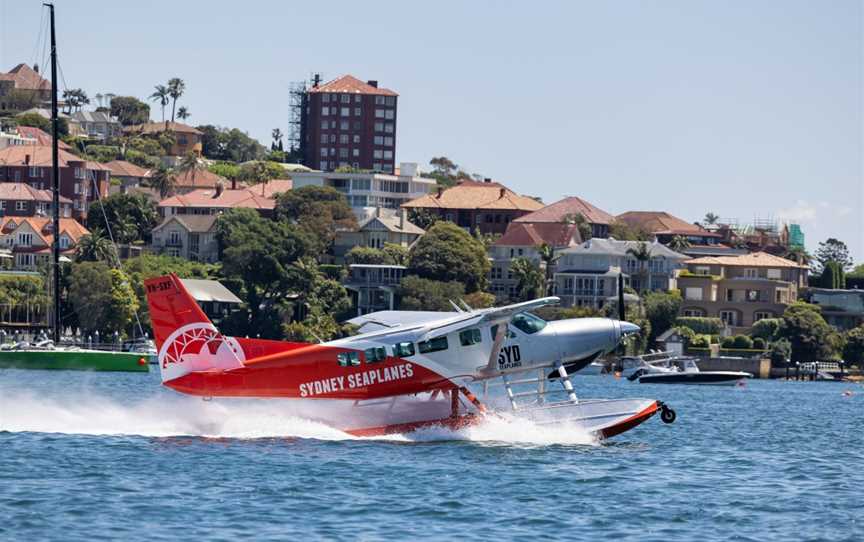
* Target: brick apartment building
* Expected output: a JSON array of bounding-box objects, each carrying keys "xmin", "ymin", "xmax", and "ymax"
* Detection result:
[
  {"xmin": 0, "ymin": 145, "xmax": 110, "ymax": 221},
  {"xmin": 300, "ymin": 75, "xmax": 398, "ymax": 173}
]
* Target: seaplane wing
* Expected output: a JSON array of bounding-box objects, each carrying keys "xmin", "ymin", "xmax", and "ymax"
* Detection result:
[{"xmin": 418, "ymin": 297, "xmax": 561, "ymax": 340}]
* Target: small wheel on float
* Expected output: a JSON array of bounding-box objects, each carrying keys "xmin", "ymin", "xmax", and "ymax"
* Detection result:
[{"xmin": 660, "ymin": 405, "xmax": 677, "ymax": 424}]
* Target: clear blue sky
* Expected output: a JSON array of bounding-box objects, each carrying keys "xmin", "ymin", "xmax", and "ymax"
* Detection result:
[{"xmin": 2, "ymin": 0, "xmax": 861, "ymax": 262}]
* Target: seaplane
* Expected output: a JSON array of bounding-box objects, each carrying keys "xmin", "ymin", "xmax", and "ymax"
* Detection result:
[{"xmin": 145, "ymin": 274, "xmax": 676, "ymax": 439}]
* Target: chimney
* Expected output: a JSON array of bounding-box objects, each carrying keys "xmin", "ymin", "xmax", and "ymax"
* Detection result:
[
  {"xmin": 484, "ymin": 178, "xmax": 492, "ymax": 183},
  {"xmin": 214, "ymin": 181, "xmax": 224, "ymax": 198},
  {"xmin": 367, "ymin": 80, "xmax": 378, "ymax": 88},
  {"xmin": 375, "ymin": 206, "xmax": 382, "ymax": 218},
  {"xmin": 312, "ymin": 73, "xmax": 321, "ymax": 88},
  {"xmin": 436, "ymin": 186, "xmax": 444, "ymax": 198},
  {"xmin": 400, "ymin": 208, "xmax": 406, "ymax": 230},
  {"xmin": 499, "ymin": 187, "xmax": 506, "ymax": 199},
  {"xmin": 33, "ymin": 63, "xmax": 39, "ymax": 73},
  {"xmin": 25, "ymin": 154, "xmax": 31, "ymax": 165},
  {"xmin": 231, "ymin": 178, "xmax": 237, "ymax": 190}
]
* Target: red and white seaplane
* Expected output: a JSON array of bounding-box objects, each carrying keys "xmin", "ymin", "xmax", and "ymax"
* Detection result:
[{"xmin": 145, "ymin": 273, "xmax": 676, "ymax": 439}]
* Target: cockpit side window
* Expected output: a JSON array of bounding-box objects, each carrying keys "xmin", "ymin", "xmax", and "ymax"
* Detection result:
[
  {"xmin": 511, "ymin": 312, "xmax": 547, "ymax": 335},
  {"xmin": 364, "ymin": 346, "xmax": 387, "ymax": 363},
  {"xmin": 337, "ymin": 352, "xmax": 361, "ymax": 367},
  {"xmin": 490, "ymin": 325, "xmax": 516, "ymax": 341},
  {"xmin": 393, "ymin": 341, "xmax": 415, "ymax": 358}
]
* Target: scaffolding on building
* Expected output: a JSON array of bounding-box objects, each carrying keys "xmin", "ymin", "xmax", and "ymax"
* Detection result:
[{"xmin": 287, "ymin": 80, "xmax": 308, "ymax": 155}]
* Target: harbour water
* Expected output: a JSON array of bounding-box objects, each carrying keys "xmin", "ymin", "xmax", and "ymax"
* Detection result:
[{"xmin": 1, "ymin": 369, "xmax": 861, "ymax": 541}]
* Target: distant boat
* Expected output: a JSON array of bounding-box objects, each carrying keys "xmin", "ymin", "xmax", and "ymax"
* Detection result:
[
  {"xmin": 0, "ymin": 5, "xmax": 148, "ymax": 373},
  {"xmin": 628, "ymin": 356, "xmax": 751, "ymax": 386}
]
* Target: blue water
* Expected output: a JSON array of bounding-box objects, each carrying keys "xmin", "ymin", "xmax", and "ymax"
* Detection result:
[{"xmin": 1, "ymin": 369, "xmax": 861, "ymax": 541}]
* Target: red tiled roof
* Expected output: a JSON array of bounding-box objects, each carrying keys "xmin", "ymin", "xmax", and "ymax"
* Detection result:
[
  {"xmin": 308, "ymin": 75, "xmax": 398, "ymax": 97},
  {"xmin": 0, "ymin": 145, "xmax": 88, "ymax": 167},
  {"xmin": 15, "ymin": 126, "xmax": 72, "ymax": 150},
  {"xmin": 616, "ymin": 211, "xmax": 721, "ymax": 237},
  {"xmin": 0, "ymin": 182, "xmax": 72, "ymax": 203},
  {"xmin": 105, "ymin": 160, "xmax": 152, "ymax": 178},
  {"xmin": 247, "ymin": 179, "xmax": 293, "ymax": 198},
  {"xmin": 172, "ymin": 168, "xmax": 225, "ymax": 187},
  {"xmin": 0, "ymin": 63, "xmax": 51, "ymax": 91},
  {"xmin": 686, "ymin": 252, "xmax": 807, "ymax": 269},
  {"xmin": 158, "ymin": 188, "xmax": 276, "ymax": 211},
  {"xmin": 514, "ymin": 196, "xmax": 615, "ymax": 225},
  {"xmin": 1, "ymin": 216, "xmax": 89, "ymax": 247},
  {"xmin": 124, "ymin": 121, "xmax": 202, "ymax": 135},
  {"xmin": 494, "ymin": 222, "xmax": 582, "ymax": 248},
  {"xmin": 401, "ymin": 180, "xmax": 543, "ymax": 212}
]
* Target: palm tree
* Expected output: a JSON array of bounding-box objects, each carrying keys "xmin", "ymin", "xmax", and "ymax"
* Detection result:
[
  {"xmin": 536, "ymin": 243, "xmax": 559, "ymax": 296},
  {"xmin": 76, "ymin": 232, "xmax": 115, "ymax": 264},
  {"xmin": 626, "ymin": 243, "xmax": 653, "ymax": 293},
  {"xmin": 703, "ymin": 212, "xmax": 720, "ymax": 226},
  {"xmin": 510, "ymin": 258, "xmax": 545, "ymax": 302},
  {"xmin": 167, "ymin": 78, "xmax": 185, "ymax": 122},
  {"xmin": 668, "ymin": 235, "xmax": 691, "ymax": 253},
  {"xmin": 148, "ymin": 166, "xmax": 176, "ymax": 199},
  {"xmin": 562, "ymin": 212, "xmax": 592, "ymax": 241},
  {"xmin": 149, "ymin": 85, "xmax": 170, "ymax": 122},
  {"xmin": 175, "ymin": 152, "xmax": 203, "ymax": 182},
  {"xmin": 271, "ymin": 128, "xmax": 284, "ymax": 151},
  {"xmin": 783, "ymin": 246, "xmax": 810, "ymax": 266},
  {"xmin": 176, "ymin": 106, "xmax": 190, "ymax": 121}
]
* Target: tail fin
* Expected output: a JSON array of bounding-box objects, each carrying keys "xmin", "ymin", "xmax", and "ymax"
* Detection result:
[{"xmin": 144, "ymin": 274, "xmax": 244, "ymax": 382}]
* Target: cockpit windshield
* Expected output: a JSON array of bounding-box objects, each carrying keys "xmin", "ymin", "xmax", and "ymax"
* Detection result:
[{"xmin": 511, "ymin": 312, "xmax": 547, "ymax": 334}]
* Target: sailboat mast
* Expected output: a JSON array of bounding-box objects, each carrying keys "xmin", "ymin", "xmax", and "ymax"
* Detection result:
[{"xmin": 46, "ymin": 2, "xmax": 60, "ymax": 344}]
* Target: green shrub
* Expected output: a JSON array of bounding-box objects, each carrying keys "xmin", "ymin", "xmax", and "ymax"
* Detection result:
[
  {"xmin": 752, "ymin": 337, "xmax": 767, "ymax": 350},
  {"xmin": 710, "ymin": 335, "xmax": 720, "ymax": 344},
  {"xmin": 721, "ymin": 336, "xmax": 736, "ymax": 348},
  {"xmin": 690, "ymin": 334, "xmax": 711, "ymax": 348},
  {"xmin": 732, "ymin": 335, "xmax": 753, "ymax": 349},
  {"xmin": 751, "ymin": 318, "xmax": 782, "ymax": 341},
  {"xmin": 318, "ymin": 264, "xmax": 345, "ymax": 281},
  {"xmin": 770, "ymin": 339, "xmax": 791, "ymax": 364},
  {"xmin": 675, "ymin": 317, "xmax": 724, "ymax": 335}
]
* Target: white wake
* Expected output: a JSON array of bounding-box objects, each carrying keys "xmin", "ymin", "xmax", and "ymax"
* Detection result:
[{"xmin": 0, "ymin": 389, "xmax": 597, "ymax": 446}]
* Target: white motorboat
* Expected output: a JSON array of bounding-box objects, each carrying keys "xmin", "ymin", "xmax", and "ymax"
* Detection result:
[{"xmin": 628, "ymin": 357, "xmax": 751, "ymax": 386}]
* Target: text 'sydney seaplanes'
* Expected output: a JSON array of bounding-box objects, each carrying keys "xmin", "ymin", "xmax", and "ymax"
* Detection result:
[{"xmin": 144, "ymin": 274, "xmax": 677, "ymax": 439}]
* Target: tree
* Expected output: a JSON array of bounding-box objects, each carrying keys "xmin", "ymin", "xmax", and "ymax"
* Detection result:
[
  {"xmin": 175, "ymin": 152, "xmax": 205, "ymax": 183},
  {"xmin": 274, "ymin": 186, "xmax": 357, "ymax": 256},
  {"xmin": 426, "ymin": 156, "xmax": 474, "ymax": 188},
  {"xmin": 149, "ymin": 85, "xmax": 170, "ymax": 122},
  {"xmin": 68, "ymin": 263, "xmax": 138, "ymax": 337},
  {"xmin": 783, "ymin": 246, "xmax": 810, "ymax": 266},
  {"xmin": 407, "ymin": 221, "xmax": 490, "ymax": 293},
  {"xmin": 407, "ymin": 208, "xmax": 440, "ymax": 230},
  {"xmin": 813, "ymin": 238, "xmax": 853, "ymax": 273},
  {"xmin": 643, "ymin": 290, "xmax": 682, "ymax": 344},
  {"xmin": 770, "ymin": 339, "xmax": 792, "ymax": 364},
  {"xmin": 271, "ymin": 128, "xmax": 284, "ymax": 151},
  {"xmin": 167, "ymin": 78, "xmax": 185, "ymax": 122},
  {"xmin": 86, "ymin": 193, "xmax": 159, "ymax": 245},
  {"xmin": 536, "ymin": 243, "xmax": 559, "ymax": 296},
  {"xmin": 668, "ymin": 235, "xmax": 691, "ymax": 252},
  {"xmin": 196, "ymin": 125, "xmax": 268, "ymax": 162},
  {"xmin": 62, "ymin": 88, "xmax": 89, "ymax": 113},
  {"xmin": 148, "ymin": 166, "xmax": 176, "ymax": 199},
  {"xmin": 819, "ymin": 261, "xmax": 846, "ymax": 289},
  {"xmin": 626, "ymin": 243, "xmax": 653, "ymax": 293},
  {"xmin": 110, "ymin": 96, "xmax": 150, "ymax": 126},
  {"xmin": 216, "ymin": 209, "xmax": 313, "ymax": 338},
  {"xmin": 779, "ymin": 302, "xmax": 835, "ymax": 362},
  {"xmin": 843, "ymin": 326, "xmax": 864, "ymax": 366},
  {"xmin": 509, "ymin": 258, "xmax": 544, "ymax": 302},
  {"xmin": 176, "ymin": 106, "xmax": 190, "ymax": 121},
  {"xmin": 15, "ymin": 112, "xmax": 69, "ymax": 137},
  {"xmin": 76, "ymin": 232, "xmax": 116, "ymax": 264},
  {"xmin": 561, "ymin": 213, "xmax": 591, "ymax": 241},
  {"xmin": 238, "ymin": 161, "xmax": 283, "ymax": 185},
  {"xmin": 345, "ymin": 246, "xmax": 390, "ymax": 265},
  {"xmin": 609, "ymin": 221, "xmax": 650, "ymax": 241},
  {"xmin": 398, "ymin": 276, "xmax": 465, "ymax": 311},
  {"xmin": 703, "ymin": 212, "xmax": 719, "ymax": 226},
  {"xmin": 382, "ymin": 243, "xmax": 409, "ymax": 266},
  {"xmin": 750, "ymin": 318, "xmax": 782, "ymax": 341}
]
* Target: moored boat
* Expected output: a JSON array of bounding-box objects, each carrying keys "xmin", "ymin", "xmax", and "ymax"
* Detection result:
[
  {"xmin": 0, "ymin": 342, "xmax": 149, "ymax": 372},
  {"xmin": 629, "ymin": 356, "xmax": 751, "ymax": 386}
]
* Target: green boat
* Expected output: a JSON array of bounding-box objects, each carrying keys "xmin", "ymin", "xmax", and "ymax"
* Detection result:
[{"xmin": 0, "ymin": 347, "xmax": 150, "ymax": 372}]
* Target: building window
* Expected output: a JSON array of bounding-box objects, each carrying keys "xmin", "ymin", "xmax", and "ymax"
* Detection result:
[
  {"xmin": 0, "ymin": 201, "xmax": 5, "ymax": 210},
  {"xmin": 685, "ymin": 287, "xmax": 703, "ymax": 301},
  {"xmin": 383, "ymin": 150, "xmax": 393, "ymax": 160},
  {"xmin": 385, "ymin": 96, "xmax": 395, "ymax": 106},
  {"xmin": 382, "ymin": 164, "xmax": 393, "ymax": 173},
  {"xmin": 726, "ymin": 289, "xmax": 734, "ymax": 302},
  {"xmin": 753, "ymin": 311, "xmax": 773, "ymax": 322},
  {"xmin": 682, "ymin": 309, "xmax": 704, "ymax": 317},
  {"xmin": 352, "ymin": 149, "xmax": 359, "ymax": 157},
  {"xmin": 375, "ymin": 96, "xmax": 385, "ymax": 105},
  {"xmin": 321, "ymin": 106, "xmax": 329, "ymax": 115},
  {"xmin": 384, "ymin": 137, "xmax": 393, "ymax": 147},
  {"xmin": 341, "ymin": 94, "xmax": 350, "ymax": 103},
  {"xmin": 744, "ymin": 268, "xmax": 758, "ymax": 278},
  {"xmin": 321, "ymin": 120, "xmax": 328, "ymax": 129},
  {"xmin": 351, "ymin": 179, "xmax": 371, "ymax": 190},
  {"xmin": 766, "ymin": 268, "xmax": 781, "ymax": 280},
  {"xmin": 320, "ymin": 134, "xmax": 328, "ymax": 144},
  {"xmin": 746, "ymin": 289, "xmax": 761, "ymax": 302},
  {"xmin": 339, "ymin": 148, "xmax": 349, "ymax": 158},
  {"xmin": 385, "ymin": 110, "xmax": 394, "ymax": 120},
  {"xmin": 338, "ymin": 120, "xmax": 348, "ymax": 130},
  {"xmin": 373, "ymin": 163, "xmax": 382, "ymax": 171},
  {"xmin": 168, "ymin": 231, "xmax": 181, "ymax": 245},
  {"xmin": 59, "ymin": 236, "xmax": 69, "ymax": 249},
  {"xmin": 329, "ymin": 148, "xmax": 336, "ymax": 156},
  {"xmin": 29, "ymin": 166, "xmax": 41, "ymax": 177},
  {"xmin": 13, "ymin": 171, "xmax": 20, "ymax": 181},
  {"xmin": 374, "ymin": 136, "xmax": 384, "ymax": 145},
  {"xmin": 375, "ymin": 109, "xmax": 385, "ymax": 119},
  {"xmin": 354, "ymin": 107, "xmax": 361, "ymax": 116},
  {"xmin": 15, "ymin": 201, "xmax": 26, "ymax": 211},
  {"xmin": 719, "ymin": 310, "xmax": 738, "ymax": 326},
  {"xmin": 341, "ymin": 107, "xmax": 350, "ymax": 116},
  {"xmin": 320, "ymin": 161, "xmax": 328, "ymax": 170},
  {"xmin": 374, "ymin": 150, "xmax": 383, "ymax": 159},
  {"xmin": 320, "ymin": 148, "xmax": 328, "ymax": 157},
  {"xmin": 353, "ymin": 135, "xmax": 360, "ymax": 144},
  {"xmin": 339, "ymin": 134, "xmax": 349, "ymax": 144},
  {"xmin": 385, "ymin": 123, "xmax": 394, "ymax": 133},
  {"xmin": 374, "ymin": 122, "xmax": 384, "ymax": 132},
  {"xmin": 17, "ymin": 233, "xmax": 34, "ymax": 246}
]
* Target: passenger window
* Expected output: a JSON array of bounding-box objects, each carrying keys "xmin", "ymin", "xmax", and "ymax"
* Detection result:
[
  {"xmin": 364, "ymin": 346, "xmax": 387, "ymax": 363},
  {"xmin": 490, "ymin": 325, "xmax": 516, "ymax": 340},
  {"xmin": 459, "ymin": 329, "xmax": 482, "ymax": 346},
  {"xmin": 511, "ymin": 312, "xmax": 547, "ymax": 335},
  {"xmin": 393, "ymin": 342, "xmax": 415, "ymax": 357},
  {"xmin": 418, "ymin": 336, "xmax": 448, "ymax": 354},
  {"xmin": 337, "ymin": 352, "xmax": 361, "ymax": 367}
]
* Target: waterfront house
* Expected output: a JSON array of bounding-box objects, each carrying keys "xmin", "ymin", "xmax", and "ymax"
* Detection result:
[
  {"xmin": 105, "ymin": 160, "xmax": 152, "ymax": 194},
  {"xmin": 0, "ymin": 128, "xmax": 37, "ymax": 150},
  {"xmin": 553, "ymin": 238, "xmax": 688, "ymax": 309},
  {"xmin": 401, "ymin": 178, "xmax": 543, "ymax": 235},
  {"xmin": 150, "ymin": 214, "xmax": 219, "ymax": 263},
  {"xmin": 0, "ymin": 216, "xmax": 88, "ymax": 270},
  {"xmin": 0, "ymin": 182, "xmax": 72, "ymax": 218},
  {"xmin": 123, "ymin": 122, "xmax": 203, "ymax": 157},
  {"xmin": 0, "ymin": 63, "xmax": 51, "ymax": 113},
  {"xmin": 513, "ymin": 196, "xmax": 615, "ymax": 239},
  {"xmin": 291, "ymin": 162, "xmax": 434, "ymax": 217},
  {"xmin": 677, "ymin": 252, "xmax": 808, "ymax": 332},
  {"xmin": 807, "ymin": 288, "xmax": 864, "ymax": 330},
  {"xmin": 0, "ymin": 145, "xmax": 110, "ymax": 221},
  {"xmin": 13, "ymin": 125, "xmax": 73, "ymax": 150},
  {"xmin": 333, "ymin": 207, "xmax": 424, "ymax": 263},
  {"xmin": 488, "ymin": 222, "xmax": 582, "ymax": 301},
  {"xmin": 615, "ymin": 211, "xmax": 733, "ymax": 257},
  {"xmin": 70, "ymin": 110, "xmax": 122, "ymax": 141},
  {"xmin": 157, "ymin": 185, "xmax": 276, "ymax": 218},
  {"xmin": 343, "ymin": 263, "xmax": 407, "ymax": 315}
]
